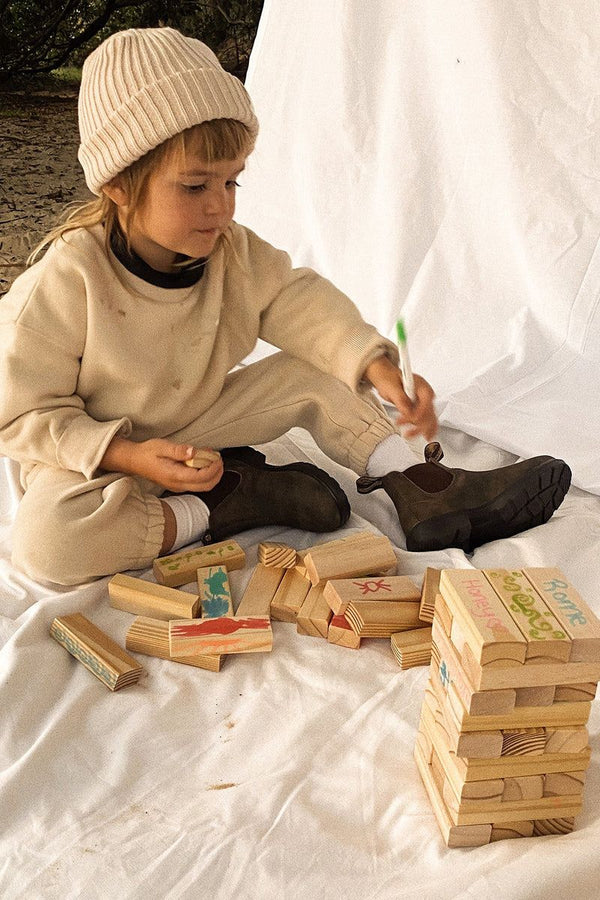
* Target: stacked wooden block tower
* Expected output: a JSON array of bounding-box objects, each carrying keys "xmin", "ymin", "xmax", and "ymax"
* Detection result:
[{"xmin": 415, "ymin": 566, "xmax": 600, "ymax": 847}]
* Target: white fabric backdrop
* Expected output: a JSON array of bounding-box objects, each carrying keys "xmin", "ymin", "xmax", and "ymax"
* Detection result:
[{"xmin": 236, "ymin": 0, "xmax": 600, "ymax": 492}]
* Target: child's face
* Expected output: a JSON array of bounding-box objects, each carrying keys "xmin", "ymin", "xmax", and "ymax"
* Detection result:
[{"xmin": 126, "ymin": 150, "xmax": 247, "ymax": 271}]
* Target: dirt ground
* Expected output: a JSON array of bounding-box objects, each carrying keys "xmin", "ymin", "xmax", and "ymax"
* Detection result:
[{"xmin": 0, "ymin": 87, "xmax": 90, "ymax": 295}]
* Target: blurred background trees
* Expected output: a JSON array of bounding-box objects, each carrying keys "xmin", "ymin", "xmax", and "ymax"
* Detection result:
[{"xmin": 0, "ymin": 0, "xmax": 264, "ymax": 83}]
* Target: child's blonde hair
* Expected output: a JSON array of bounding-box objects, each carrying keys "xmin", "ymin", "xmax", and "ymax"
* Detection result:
[{"xmin": 29, "ymin": 117, "xmax": 254, "ymax": 265}]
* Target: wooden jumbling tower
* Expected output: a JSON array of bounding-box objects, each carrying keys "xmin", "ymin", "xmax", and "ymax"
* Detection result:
[{"xmin": 415, "ymin": 567, "xmax": 600, "ymax": 846}]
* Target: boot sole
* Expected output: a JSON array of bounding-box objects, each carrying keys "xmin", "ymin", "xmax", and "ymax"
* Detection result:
[{"xmin": 406, "ymin": 458, "xmax": 571, "ymax": 553}]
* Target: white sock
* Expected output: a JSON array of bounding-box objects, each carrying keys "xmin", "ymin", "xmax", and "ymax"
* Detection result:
[
  {"xmin": 365, "ymin": 434, "xmax": 424, "ymax": 477},
  {"xmin": 162, "ymin": 494, "xmax": 210, "ymax": 552}
]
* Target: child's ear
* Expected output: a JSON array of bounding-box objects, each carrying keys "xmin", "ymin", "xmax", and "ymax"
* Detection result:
[{"xmin": 102, "ymin": 177, "xmax": 128, "ymax": 207}]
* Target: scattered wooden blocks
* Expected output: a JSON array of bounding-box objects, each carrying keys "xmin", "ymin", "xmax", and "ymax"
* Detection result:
[
  {"xmin": 169, "ymin": 616, "xmax": 273, "ymax": 657},
  {"xmin": 415, "ymin": 565, "xmax": 600, "ymax": 846},
  {"xmin": 344, "ymin": 594, "xmax": 422, "ymax": 638},
  {"xmin": 126, "ymin": 616, "xmax": 222, "ymax": 672},
  {"xmin": 236, "ymin": 564, "xmax": 284, "ymax": 617},
  {"xmin": 153, "ymin": 539, "xmax": 246, "ymax": 587},
  {"xmin": 258, "ymin": 542, "xmax": 298, "ymax": 569},
  {"xmin": 303, "ymin": 531, "xmax": 397, "ymax": 586},
  {"xmin": 391, "ymin": 627, "xmax": 432, "ymax": 669},
  {"xmin": 297, "ymin": 584, "xmax": 332, "ymax": 638},
  {"xmin": 51, "ymin": 613, "xmax": 144, "ymax": 691},
  {"xmin": 323, "ymin": 574, "xmax": 420, "ymax": 615},
  {"xmin": 108, "ymin": 573, "xmax": 199, "ymax": 620}
]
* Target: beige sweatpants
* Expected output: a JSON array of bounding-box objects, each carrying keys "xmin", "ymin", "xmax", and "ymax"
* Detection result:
[{"xmin": 13, "ymin": 353, "xmax": 399, "ymax": 585}]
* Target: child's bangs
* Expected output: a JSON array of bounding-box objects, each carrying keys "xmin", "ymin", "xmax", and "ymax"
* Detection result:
[{"xmin": 182, "ymin": 119, "xmax": 254, "ymax": 163}]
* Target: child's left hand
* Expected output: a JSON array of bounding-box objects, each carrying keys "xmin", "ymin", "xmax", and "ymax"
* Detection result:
[{"xmin": 364, "ymin": 355, "xmax": 438, "ymax": 440}]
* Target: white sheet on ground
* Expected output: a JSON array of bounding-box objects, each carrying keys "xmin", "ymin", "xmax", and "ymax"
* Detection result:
[
  {"xmin": 2, "ymin": 427, "xmax": 600, "ymax": 900},
  {"xmin": 236, "ymin": 0, "xmax": 600, "ymax": 492}
]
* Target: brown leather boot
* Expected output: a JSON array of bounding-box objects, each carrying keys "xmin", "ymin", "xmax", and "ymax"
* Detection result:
[
  {"xmin": 356, "ymin": 442, "xmax": 571, "ymax": 552},
  {"xmin": 201, "ymin": 446, "xmax": 350, "ymax": 544}
]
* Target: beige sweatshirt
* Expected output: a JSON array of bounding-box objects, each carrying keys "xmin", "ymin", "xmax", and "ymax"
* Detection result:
[{"xmin": 0, "ymin": 223, "xmax": 397, "ymax": 483}]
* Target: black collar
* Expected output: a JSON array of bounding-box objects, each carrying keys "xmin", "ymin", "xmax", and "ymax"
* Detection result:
[{"xmin": 110, "ymin": 226, "xmax": 206, "ymax": 289}]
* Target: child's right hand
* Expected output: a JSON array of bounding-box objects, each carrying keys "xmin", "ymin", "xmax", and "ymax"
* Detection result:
[{"xmin": 100, "ymin": 437, "xmax": 223, "ymax": 492}]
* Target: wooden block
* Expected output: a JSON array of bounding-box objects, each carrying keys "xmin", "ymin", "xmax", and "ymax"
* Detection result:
[
  {"xmin": 431, "ymin": 619, "xmax": 517, "ymax": 716},
  {"xmin": 424, "ymin": 682, "xmax": 504, "ymax": 759},
  {"xmin": 434, "ymin": 591, "xmax": 453, "ymax": 636},
  {"xmin": 543, "ymin": 771, "xmax": 586, "ymax": 797},
  {"xmin": 297, "ymin": 584, "xmax": 332, "ymax": 638},
  {"xmin": 414, "ymin": 741, "xmax": 492, "ymax": 847},
  {"xmin": 440, "ymin": 569, "xmax": 527, "ymax": 666},
  {"xmin": 328, "ymin": 614, "xmax": 361, "ymax": 649},
  {"xmin": 323, "ymin": 575, "xmax": 420, "ymax": 615},
  {"xmin": 51, "ymin": 613, "xmax": 144, "ymax": 691},
  {"xmin": 258, "ymin": 541, "xmax": 298, "ymax": 569},
  {"xmin": 108, "ymin": 574, "xmax": 199, "ymax": 620},
  {"xmin": 460, "ymin": 644, "xmax": 600, "ymax": 692},
  {"xmin": 416, "ymin": 725, "xmax": 434, "ymax": 764},
  {"xmin": 453, "ymin": 796, "xmax": 582, "ymax": 827},
  {"xmin": 554, "ymin": 682, "xmax": 597, "ymax": 703},
  {"xmin": 236, "ymin": 564, "xmax": 284, "ymax": 617},
  {"xmin": 169, "ymin": 616, "xmax": 272, "ymax": 657},
  {"xmin": 196, "ymin": 565, "xmax": 234, "ymax": 618},
  {"xmin": 419, "ymin": 567, "xmax": 441, "ymax": 624},
  {"xmin": 153, "ymin": 540, "xmax": 245, "ymax": 587},
  {"xmin": 490, "ymin": 820, "xmax": 534, "ymax": 841},
  {"xmin": 126, "ymin": 616, "xmax": 222, "ymax": 672},
  {"xmin": 344, "ymin": 598, "xmax": 422, "ymax": 637},
  {"xmin": 184, "ymin": 448, "xmax": 221, "ymax": 468},
  {"xmin": 502, "ymin": 776, "xmax": 544, "ymax": 802},
  {"xmin": 484, "ymin": 569, "xmax": 571, "ymax": 663},
  {"xmin": 390, "ymin": 627, "xmax": 432, "ymax": 669},
  {"xmin": 532, "ymin": 817, "xmax": 576, "ymax": 836},
  {"xmin": 501, "ymin": 728, "xmax": 547, "ymax": 757},
  {"xmin": 270, "ymin": 568, "xmax": 311, "ymax": 622},
  {"xmin": 303, "ymin": 531, "xmax": 397, "ymax": 586},
  {"xmin": 544, "ymin": 727, "xmax": 589, "ymax": 755},
  {"xmin": 524, "ymin": 568, "xmax": 600, "ymax": 662},
  {"xmin": 514, "ymin": 685, "xmax": 556, "ymax": 707}
]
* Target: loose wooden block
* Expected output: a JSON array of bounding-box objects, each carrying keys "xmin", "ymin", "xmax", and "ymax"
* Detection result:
[
  {"xmin": 323, "ymin": 575, "xmax": 420, "ymax": 615},
  {"xmin": 236, "ymin": 564, "xmax": 284, "ymax": 617},
  {"xmin": 440, "ymin": 569, "xmax": 527, "ymax": 666},
  {"xmin": 126, "ymin": 616, "xmax": 222, "ymax": 672},
  {"xmin": 196, "ymin": 565, "xmax": 234, "ymax": 618},
  {"xmin": 169, "ymin": 616, "xmax": 272, "ymax": 657},
  {"xmin": 297, "ymin": 584, "xmax": 332, "ymax": 638},
  {"xmin": 153, "ymin": 540, "xmax": 246, "ymax": 587},
  {"xmin": 328, "ymin": 613, "xmax": 362, "ymax": 649},
  {"xmin": 514, "ymin": 685, "xmax": 556, "ymax": 707},
  {"xmin": 543, "ymin": 771, "xmax": 585, "ymax": 797},
  {"xmin": 344, "ymin": 598, "xmax": 423, "ymax": 637},
  {"xmin": 303, "ymin": 531, "xmax": 397, "ymax": 586},
  {"xmin": 258, "ymin": 541, "xmax": 298, "ymax": 569},
  {"xmin": 501, "ymin": 728, "xmax": 547, "ymax": 757},
  {"xmin": 502, "ymin": 776, "xmax": 544, "ymax": 802},
  {"xmin": 490, "ymin": 821, "xmax": 535, "ymax": 841},
  {"xmin": 554, "ymin": 682, "xmax": 597, "ymax": 703},
  {"xmin": 484, "ymin": 569, "xmax": 571, "ymax": 663},
  {"xmin": 419, "ymin": 567, "xmax": 441, "ymax": 624},
  {"xmin": 184, "ymin": 448, "xmax": 221, "ymax": 468},
  {"xmin": 390, "ymin": 627, "xmax": 432, "ymax": 669},
  {"xmin": 51, "ymin": 613, "xmax": 144, "ymax": 691},
  {"xmin": 532, "ymin": 817, "xmax": 575, "ymax": 836},
  {"xmin": 524, "ymin": 568, "xmax": 600, "ymax": 662},
  {"xmin": 270, "ymin": 568, "xmax": 311, "ymax": 622},
  {"xmin": 108, "ymin": 573, "xmax": 200, "ymax": 621}
]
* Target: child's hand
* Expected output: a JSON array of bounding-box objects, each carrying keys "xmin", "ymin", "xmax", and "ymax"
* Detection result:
[
  {"xmin": 101, "ymin": 437, "xmax": 224, "ymax": 492},
  {"xmin": 364, "ymin": 355, "xmax": 438, "ymax": 440}
]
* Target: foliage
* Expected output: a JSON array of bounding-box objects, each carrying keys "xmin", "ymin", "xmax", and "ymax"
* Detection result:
[{"xmin": 0, "ymin": 1, "xmax": 264, "ymax": 83}]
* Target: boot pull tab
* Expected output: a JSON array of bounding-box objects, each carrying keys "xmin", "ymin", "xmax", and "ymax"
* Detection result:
[
  {"xmin": 356, "ymin": 475, "xmax": 384, "ymax": 494},
  {"xmin": 424, "ymin": 441, "xmax": 444, "ymax": 463}
]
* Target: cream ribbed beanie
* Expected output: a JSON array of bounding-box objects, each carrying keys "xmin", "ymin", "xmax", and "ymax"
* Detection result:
[{"xmin": 78, "ymin": 27, "xmax": 259, "ymax": 195}]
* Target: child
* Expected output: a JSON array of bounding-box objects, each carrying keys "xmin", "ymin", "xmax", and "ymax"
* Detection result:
[{"xmin": 0, "ymin": 27, "xmax": 570, "ymax": 585}]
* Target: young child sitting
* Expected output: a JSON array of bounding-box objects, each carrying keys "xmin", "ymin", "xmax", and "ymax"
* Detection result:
[{"xmin": 0, "ymin": 27, "xmax": 570, "ymax": 585}]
